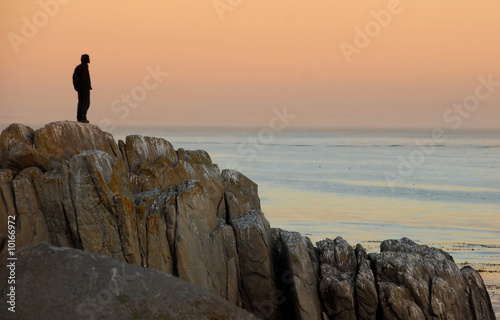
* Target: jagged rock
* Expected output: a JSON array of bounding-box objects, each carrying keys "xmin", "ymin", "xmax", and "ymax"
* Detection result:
[
  {"xmin": 0, "ymin": 124, "xmax": 51, "ymax": 172},
  {"xmin": 127, "ymin": 141, "xmax": 228, "ymax": 220},
  {"xmin": 131, "ymin": 178, "xmax": 236, "ymax": 301},
  {"xmin": 178, "ymin": 148, "xmax": 213, "ymax": 166},
  {"xmin": 372, "ymin": 237, "xmax": 495, "ymax": 320},
  {"xmin": 0, "ymin": 170, "xmax": 16, "ymax": 252},
  {"xmin": 68, "ymin": 150, "xmax": 141, "ymax": 264},
  {"xmin": 223, "ymin": 169, "xmax": 261, "ymax": 220},
  {"xmin": 317, "ymin": 236, "xmax": 357, "ymax": 320},
  {"xmin": 127, "ymin": 171, "xmax": 157, "ymax": 194},
  {"xmin": 162, "ymin": 159, "xmax": 226, "ymax": 219},
  {"xmin": 123, "ymin": 134, "xmax": 178, "ymax": 173},
  {"xmin": 278, "ymin": 230, "xmax": 322, "ymax": 320},
  {"xmin": 0, "ymin": 124, "xmax": 34, "ymax": 167},
  {"xmin": 0, "ymin": 122, "xmax": 495, "ymax": 320},
  {"xmin": 461, "ymin": 267, "xmax": 496, "ymax": 320},
  {"xmin": 33, "ymin": 163, "xmax": 79, "ymax": 248},
  {"xmin": 164, "ymin": 180, "xmax": 241, "ymax": 305},
  {"xmin": 134, "ymin": 188, "xmax": 174, "ymax": 273},
  {"xmin": 0, "ymin": 123, "xmax": 34, "ymax": 144},
  {"xmin": 270, "ymin": 227, "xmax": 296, "ymax": 319},
  {"xmin": 354, "ymin": 244, "xmax": 378, "ymax": 320},
  {"xmin": 231, "ymin": 210, "xmax": 281, "ymax": 320},
  {"xmin": 4, "ymin": 141, "xmax": 53, "ymax": 172},
  {"xmin": 0, "ymin": 242, "xmax": 258, "ymax": 320},
  {"xmin": 316, "ymin": 238, "xmax": 378, "ymax": 320},
  {"xmin": 11, "ymin": 167, "xmax": 51, "ymax": 249}
]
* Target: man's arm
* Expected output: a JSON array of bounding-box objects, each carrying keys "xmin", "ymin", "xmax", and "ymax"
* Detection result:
[
  {"xmin": 88, "ymin": 68, "xmax": 92, "ymax": 90},
  {"xmin": 72, "ymin": 66, "xmax": 80, "ymax": 91}
]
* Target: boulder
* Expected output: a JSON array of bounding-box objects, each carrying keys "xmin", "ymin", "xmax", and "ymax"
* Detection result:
[
  {"xmin": 0, "ymin": 124, "xmax": 35, "ymax": 168},
  {"xmin": 123, "ymin": 134, "xmax": 177, "ymax": 173},
  {"xmin": 134, "ymin": 188, "xmax": 174, "ymax": 274},
  {"xmin": 178, "ymin": 148, "xmax": 213, "ymax": 166},
  {"xmin": 0, "ymin": 242, "xmax": 258, "ymax": 320},
  {"xmin": 372, "ymin": 237, "xmax": 495, "ymax": 320},
  {"xmin": 0, "ymin": 124, "xmax": 50, "ymax": 172},
  {"xmin": 34, "ymin": 121, "xmax": 119, "ymax": 160},
  {"xmin": 317, "ymin": 237, "xmax": 357, "ymax": 320},
  {"xmin": 68, "ymin": 150, "xmax": 141, "ymax": 264},
  {"xmin": 461, "ymin": 266, "xmax": 496, "ymax": 320},
  {"xmin": 354, "ymin": 244, "xmax": 378, "ymax": 320},
  {"xmin": 168, "ymin": 180, "xmax": 241, "ymax": 305},
  {"xmin": 3, "ymin": 141, "xmax": 53, "ymax": 173},
  {"xmin": 231, "ymin": 210, "xmax": 281, "ymax": 320},
  {"xmin": 162, "ymin": 160, "xmax": 226, "ymax": 218},
  {"xmin": 11, "ymin": 167, "xmax": 51, "ymax": 249},
  {"xmin": 278, "ymin": 230, "xmax": 322, "ymax": 320},
  {"xmin": 223, "ymin": 169, "xmax": 261, "ymax": 220},
  {"xmin": 0, "ymin": 170, "xmax": 16, "ymax": 252},
  {"xmin": 0, "ymin": 123, "xmax": 34, "ymax": 144},
  {"xmin": 32, "ymin": 163, "xmax": 79, "ymax": 248}
]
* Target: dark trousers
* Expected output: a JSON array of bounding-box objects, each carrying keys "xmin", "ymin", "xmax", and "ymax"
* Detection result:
[{"xmin": 77, "ymin": 90, "xmax": 90, "ymax": 122}]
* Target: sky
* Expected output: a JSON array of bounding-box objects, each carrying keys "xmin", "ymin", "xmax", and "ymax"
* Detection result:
[{"xmin": 1, "ymin": 0, "xmax": 499, "ymax": 131}]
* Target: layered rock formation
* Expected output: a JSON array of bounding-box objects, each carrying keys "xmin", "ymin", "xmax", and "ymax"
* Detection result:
[{"xmin": 0, "ymin": 121, "xmax": 495, "ymax": 320}]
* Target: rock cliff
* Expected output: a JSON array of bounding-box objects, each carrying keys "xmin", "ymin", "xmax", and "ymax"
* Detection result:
[{"xmin": 0, "ymin": 121, "xmax": 495, "ymax": 320}]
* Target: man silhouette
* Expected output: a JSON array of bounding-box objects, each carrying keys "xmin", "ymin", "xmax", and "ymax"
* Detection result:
[{"xmin": 73, "ymin": 54, "xmax": 92, "ymax": 123}]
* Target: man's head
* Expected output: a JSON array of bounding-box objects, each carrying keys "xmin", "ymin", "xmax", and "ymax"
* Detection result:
[{"xmin": 81, "ymin": 54, "xmax": 90, "ymax": 64}]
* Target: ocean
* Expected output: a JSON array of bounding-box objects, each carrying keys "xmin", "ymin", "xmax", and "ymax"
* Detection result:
[{"xmin": 114, "ymin": 127, "xmax": 500, "ymax": 316}]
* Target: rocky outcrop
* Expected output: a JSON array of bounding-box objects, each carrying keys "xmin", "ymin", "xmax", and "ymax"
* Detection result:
[
  {"xmin": 231, "ymin": 210, "xmax": 281, "ymax": 319},
  {"xmin": 0, "ymin": 121, "xmax": 495, "ymax": 320},
  {"xmin": 317, "ymin": 236, "xmax": 359, "ymax": 319},
  {"xmin": 278, "ymin": 229, "xmax": 323, "ymax": 320},
  {"xmin": 223, "ymin": 169, "xmax": 261, "ymax": 220},
  {"xmin": 371, "ymin": 238, "xmax": 495, "ymax": 320},
  {"xmin": 355, "ymin": 244, "xmax": 378, "ymax": 320},
  {"xmin": 0, "ymin": 242, "xmax": 257, "ymax": 320}
]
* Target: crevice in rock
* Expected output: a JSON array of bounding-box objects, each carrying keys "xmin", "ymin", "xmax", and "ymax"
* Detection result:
[
  {"xmin": 272, "ymin": 233, "xmax": 296, "ymax": 320},
  {"xmin": 367, "ymin": 253, "xmax": 384, "ymax": 320},
  {"xmin": 67, "ymin": 166, "xmax": 83, "ymax": 250},
  {"xmin": 354, "ymin": 245, "xmax": 361, "ymax": 320},
  {"xmin": 171, "ymin": 187, "xmax": 180, "ymax": 277},
  {"xmin": 133, "ymin": 197, "xmax": 146, "ymax": 267},
  {"xmin": 61, "ymin": 205, "xmax": 77, "ymax": 248}
]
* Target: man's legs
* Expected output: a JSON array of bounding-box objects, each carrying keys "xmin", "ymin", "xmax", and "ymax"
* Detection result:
[
  {"xmin": 77, "ymin": 91, "xmax": 90, "ymax": 122},
  {"xmin": 76, "ymin": 91, "xmax": 83, "ymax": 121}
]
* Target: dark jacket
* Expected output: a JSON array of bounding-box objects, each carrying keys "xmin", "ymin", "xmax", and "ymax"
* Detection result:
[{"xmin": 73, "ymin": 63, "xmax": 92, "ymax": 91}]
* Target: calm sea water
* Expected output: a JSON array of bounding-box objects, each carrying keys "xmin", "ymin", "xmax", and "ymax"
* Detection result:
[{"xmin": 115, "ymin": 127, "xmax": 500, "ymax": 315}]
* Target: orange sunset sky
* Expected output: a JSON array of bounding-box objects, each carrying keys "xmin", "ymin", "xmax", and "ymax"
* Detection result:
[{"xmin": 1, "ymin": 0, "xmax": 499, "ymax": 130}]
